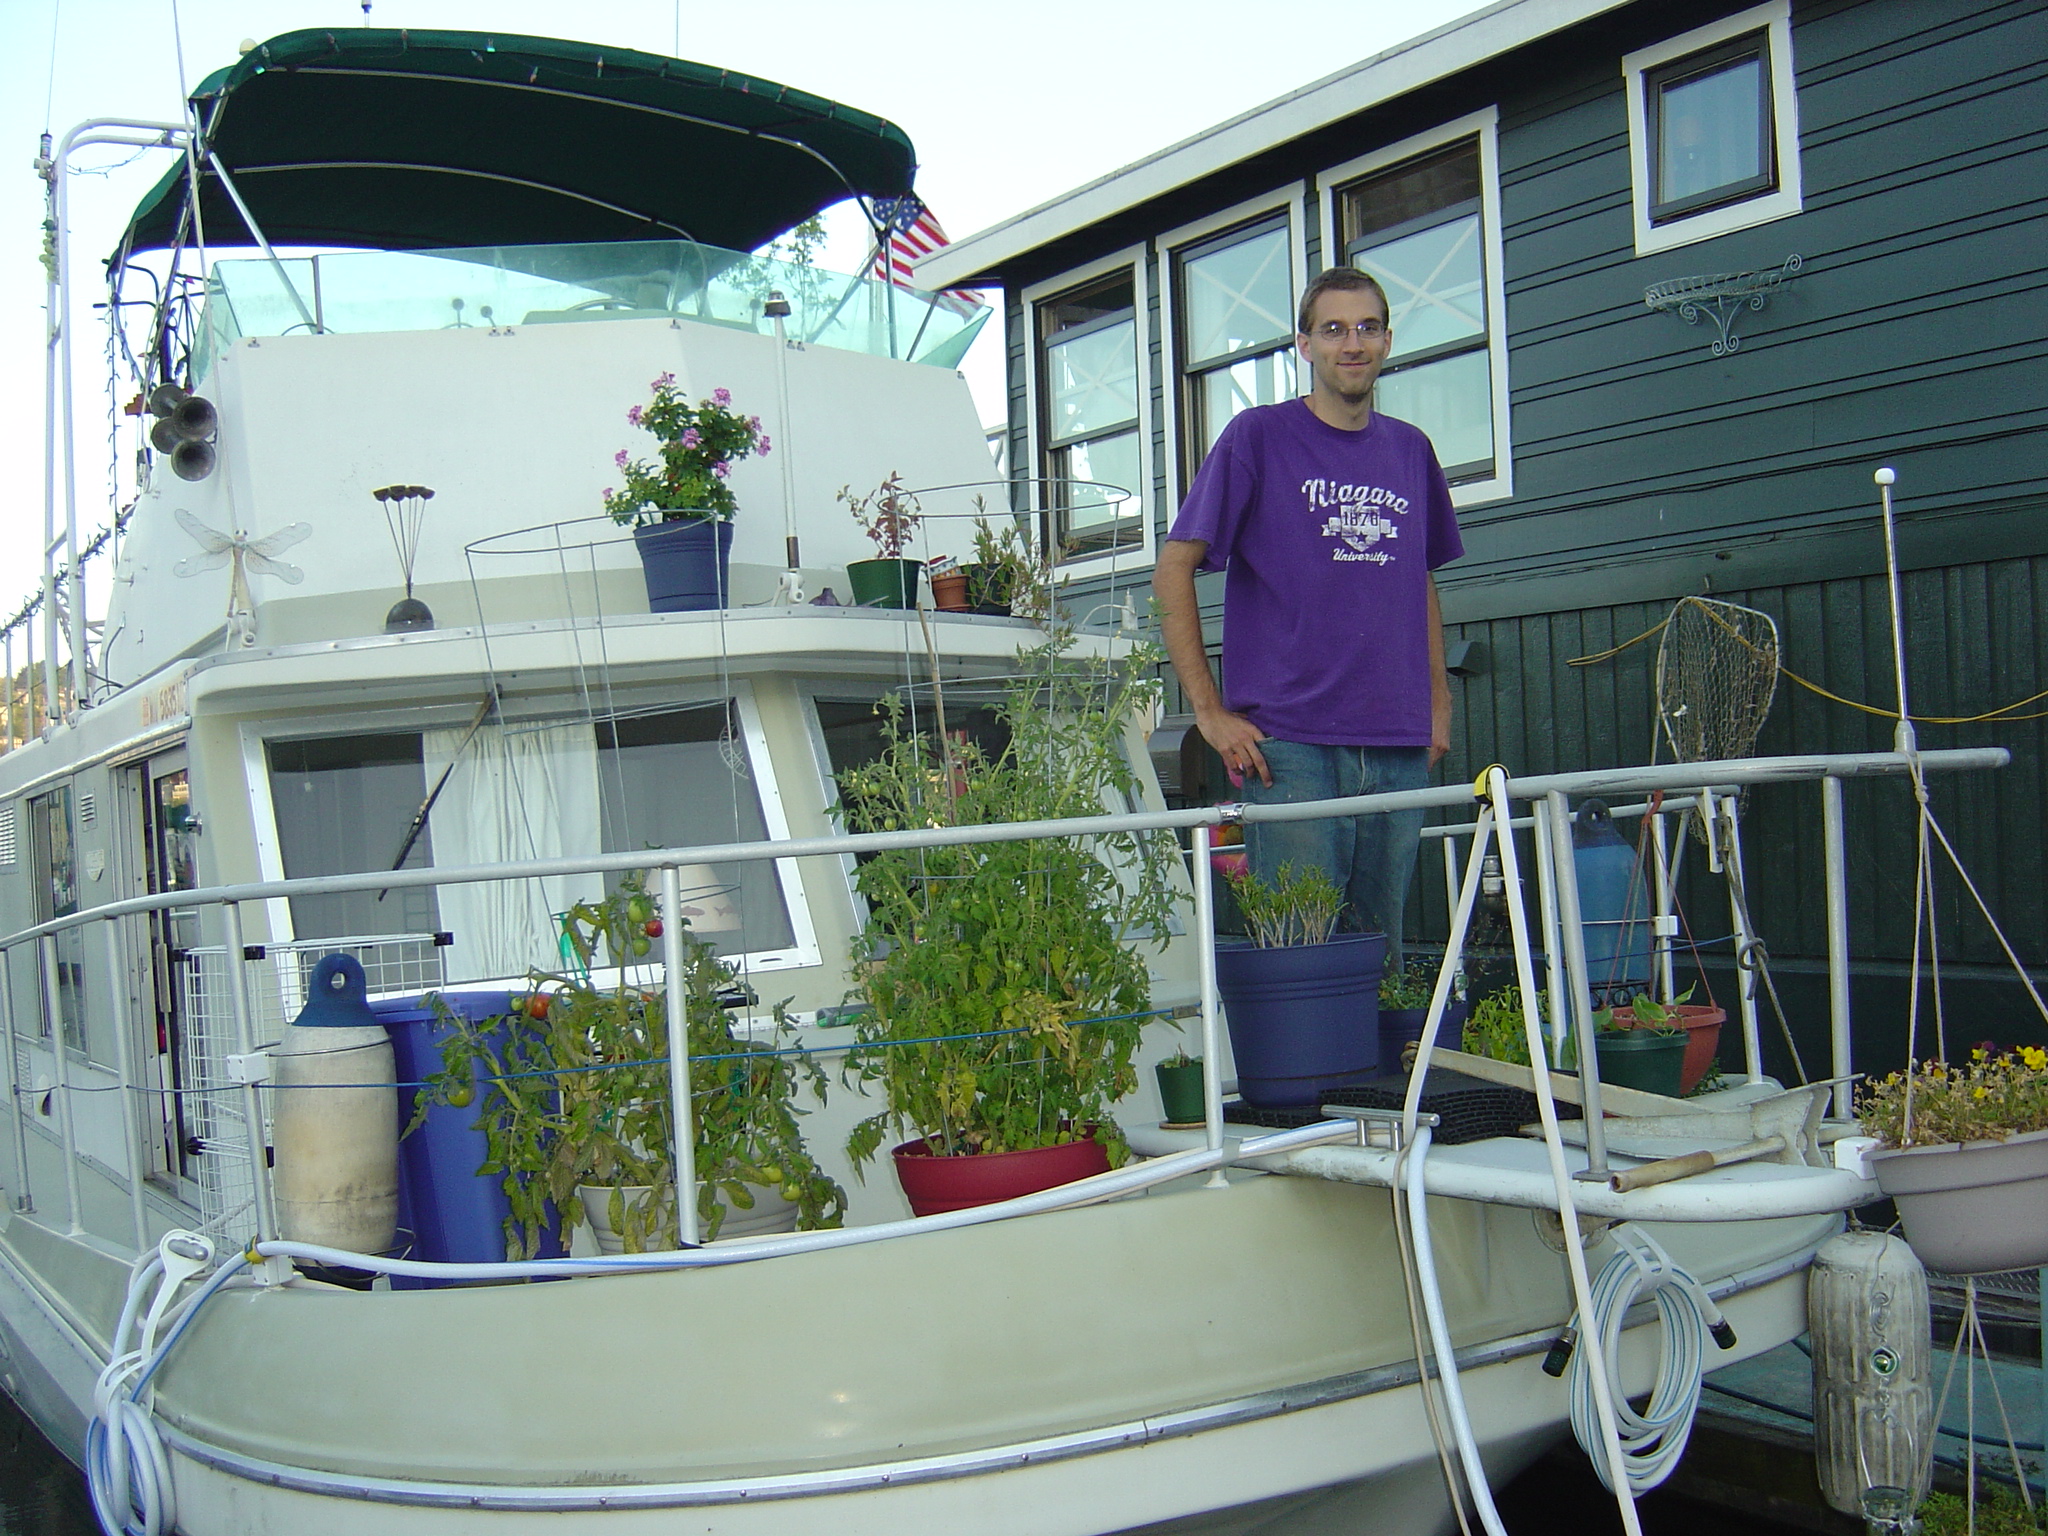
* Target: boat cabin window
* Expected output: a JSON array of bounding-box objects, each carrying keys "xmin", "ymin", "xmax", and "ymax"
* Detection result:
[
  {"xmin": 1175, "ymin": 215, "xmax": 1297, "ymax": 476},
  {"xmin": 596, "ymin": 703, "xmax": 795, "ymax": 957},
  {"xmin": 266, "ymin": 734, "xmax": 440, "ymax": 942},
  {"xmin": 26, "ymin": 788, "xmax": 85, "ymax": 1052}
]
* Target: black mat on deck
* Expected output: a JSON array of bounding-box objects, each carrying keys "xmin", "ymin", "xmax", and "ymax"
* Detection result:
[{"xmin": 1223, "ymin": 1066, "xmax": 1580, "ymax": 1146}]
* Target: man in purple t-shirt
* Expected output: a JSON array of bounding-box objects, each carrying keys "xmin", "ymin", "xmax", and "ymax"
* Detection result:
[{"xmin": 1154, "ymin": 266, "xmax": 1463, "ymax": 961}]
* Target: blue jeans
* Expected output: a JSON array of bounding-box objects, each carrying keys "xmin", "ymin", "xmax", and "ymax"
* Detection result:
[{"xmin": 1244, "ymin": 741, "xmax": 1430, "ymax": 966}]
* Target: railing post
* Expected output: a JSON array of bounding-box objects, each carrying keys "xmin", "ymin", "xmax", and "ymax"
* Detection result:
[
  {"xmin": 1193, "ymin": 823, "xmax": 1227, "ymax": 1187},
  {"xmin": 1822, "ymin": 775, "xmax": 1854, "ymax": 1117},
  {"xmin": 659, "ymin": 865, "xmax": 701, "ymax": 1246},
  {"xmin": 39, "ymin": 936, "xmax": 84, "ymax": 1235},
  {"xmin": 101, "ymin": 920, "xmax": 150, "ymax": 1252},
  {"xmin": 1543, "ymin": 791, "xmax": 1610, "ymax": 1177},
  {"xmin": 219, "ymin": 902, "xmax": 281, "ymax": 1253},
  {"xmin": 1440, "ymin": 834, "xmax": 1460, "ymax": 934},
  {"xmin": 0, "ymin": 951, "xmax": 32, "ymax": 1213},
  {"xmin": 1650, "ymin": 808, "xmax": 1677, "ymax": 1003},
  {"xmin": 1528, "ymin": 805, "xmax": 1568, "ymax": 1067},
  {"xmin": 1719, "ymin": 801, "xmax": 1766, "ymax": 1083}
]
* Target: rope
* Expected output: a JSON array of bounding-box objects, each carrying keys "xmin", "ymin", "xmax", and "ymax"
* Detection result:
[{"xmin": 1570, "ymin": 600, "xmax": 2048, "ymax": 724}]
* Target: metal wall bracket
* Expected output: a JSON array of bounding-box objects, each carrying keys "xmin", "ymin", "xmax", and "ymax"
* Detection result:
[{"xmin": 1644, "ymin": 254, "xmax": 1803, "ymax": 357}]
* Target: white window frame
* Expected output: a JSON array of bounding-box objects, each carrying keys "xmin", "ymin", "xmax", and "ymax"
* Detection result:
[
  {"xmin": 1623, "ymin": 0, "xmax": 1803, "ymax": 257},
  {"xmin": 1021, "ymin": 244, "xmax": 1156, "ymax": 578},
  {"xmin": 245, "ymin": 689, "xmax": 820, "ymax": 977},
  {"xmin": 1156, "ymin": 184, "xmax": 1308, "ymax": 508},
  {"xmin": 1317, "ymin": 107, "xmax": 1512, "ymax": 508}
]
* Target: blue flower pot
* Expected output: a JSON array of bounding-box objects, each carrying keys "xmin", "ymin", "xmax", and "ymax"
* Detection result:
[
  {"xmin": 1377, "ymin": 1000, "xmax": 1469, "ymax": 1076},
  {"xmin": 1216, "ymin": 932, "xmax": 1385, "ymax": 1108},
  {"xmin": 634, "ymin": 518, "xmax": 732, "ymax": 612}
]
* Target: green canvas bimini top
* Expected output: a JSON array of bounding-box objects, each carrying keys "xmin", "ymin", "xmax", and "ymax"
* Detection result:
[{"xmin": 120, "ymin": 28, "xmax": 919, "ymax": 257}]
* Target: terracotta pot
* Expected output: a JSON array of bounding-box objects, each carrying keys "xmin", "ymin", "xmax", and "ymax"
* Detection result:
[
  {"xmin": 1868, "ymin": 1127, "xmax": 2048, "ymax": 1274},
  {"xmin": 892, "ymin": 1135, "xmax": 1110, "ymax": 1217},
  {"xmin": 1609, "ymin": 1002, "xmax": 1725, "ymax": 1094},
  {"xmin": 930, "ymin": 570, "xmax": 972, "ymax": 611}
]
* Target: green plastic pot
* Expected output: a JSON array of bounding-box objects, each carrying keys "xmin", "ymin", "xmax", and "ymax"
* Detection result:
[
  {"xmin": 1593, "ymin": 1029, "xmax": 1687, "ymax": 1098},
  {"xmin": 1155, "ymin": 1060, "xmax": 1207, "ymax": 1125},
  {"xmin": 847, "ymin": 558, "xmax": 923, "ymax": 609}
]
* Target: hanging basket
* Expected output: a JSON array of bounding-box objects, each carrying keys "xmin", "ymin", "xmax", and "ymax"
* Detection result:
[{"xmin": 1867, "ymin": 1128, "xmax": 2048, "ymax": 1274}]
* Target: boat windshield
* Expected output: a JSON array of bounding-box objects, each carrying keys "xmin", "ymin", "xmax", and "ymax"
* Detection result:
[{"xmin": 198, "ymin": 237, "xmax": 986, "ymax": 373}]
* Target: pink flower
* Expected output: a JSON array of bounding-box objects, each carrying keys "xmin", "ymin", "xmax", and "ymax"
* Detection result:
[
  {"xmin": 613, "ymin": 449, "xmax": 630, "ymax": 469},
  {"xmin": 758, "ymin": 434, "xmax": 771, "ymax": 455},
  {"xmin": 681, "ymin": 427, "xmax": 701, "ymax": 449},
  {"xmin": 652, "ymin": 372, "xmax": 675, "ymax": 388},
  {"xmin": 748, "ymin": 415, "xmax": 762, "ymax": 432},
  {"xmin": 712, "ymin": 387, "xmax": 731, "ymax": 407},
  {"xmin": 603, "ymin": 487, "xmax": 614, "ymax": 498},
  {"xmin": 626, "ymin": 405, "xmax": 643, "ymax": 426},
  {"xmin": 712, "ymin": 461, "xmax": 730, "ymax": 479}
]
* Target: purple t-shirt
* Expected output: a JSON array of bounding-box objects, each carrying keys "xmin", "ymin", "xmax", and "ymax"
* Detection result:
[{"xmin": 1168, "ymin": 398, "xmax": 1462, "ymax": 747}]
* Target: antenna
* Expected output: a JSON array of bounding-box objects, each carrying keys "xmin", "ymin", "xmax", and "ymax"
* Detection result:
[
  {"xmin": 1873, "ymin": 467, "xmax": 1914, "ymax": 755},
  {"xmin": 374, "ymin": 484, "xmax": 435, "ymax": 632}
]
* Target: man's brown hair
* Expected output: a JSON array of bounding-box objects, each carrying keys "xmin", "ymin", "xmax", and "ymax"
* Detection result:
[{"xmin": 1297, "ymin": 266, "xmax": 1390, "ymax": 335}]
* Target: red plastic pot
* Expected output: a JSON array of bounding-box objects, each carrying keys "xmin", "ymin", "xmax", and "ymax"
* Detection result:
[
  {"xmin": 892, "ymin": 1136, "xmax": 1110, "ymax": 1217},
  {"xmin": 1607, "ymin": 1003, "xmax": 1725, "ymax": 1095}
]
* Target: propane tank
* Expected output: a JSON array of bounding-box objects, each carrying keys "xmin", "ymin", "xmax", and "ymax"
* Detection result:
[
  {"xmin": 1572, "ymin": 798, "xmax": 1650, "ymax": 996},
  {"xmin": 270, "ymin": 954, "xmax": 399, "ymax": 1254},
  {"xmin": 1809, "ymin": 1230, "xmax": 1933, "ymax": 1515}
]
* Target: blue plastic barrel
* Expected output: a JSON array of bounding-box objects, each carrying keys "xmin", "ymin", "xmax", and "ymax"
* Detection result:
[
  {"xmin": 376, "ymin": 992, "xmax": 562, "ymax": 1286},
  {"xmin": 1573, "ymin": 799, "xmax": 1651, "ymax": 996}
]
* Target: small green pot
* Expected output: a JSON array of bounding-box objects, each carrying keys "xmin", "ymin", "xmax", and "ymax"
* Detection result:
[
  {"xmin": 1155, "ymin": 1059, "xmax": 1207, "ymax": 1125},
  {"xmin": 847, "ymin": 558, "xmax": 923, "ymax": 609},
  {"xmin": 1593, "ymin": 1029, "xmax": 1687, "ymax": 1097}
]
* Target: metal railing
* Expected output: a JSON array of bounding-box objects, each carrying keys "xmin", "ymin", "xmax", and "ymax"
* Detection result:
[{"xmin": 0, "ymin": 747, "xmax": 2006, "ymax": 1261}]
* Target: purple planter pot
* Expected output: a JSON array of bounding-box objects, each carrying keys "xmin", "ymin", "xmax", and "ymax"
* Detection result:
[
  {"xmin": 634, "ymin": 518, "xmax": 732, "ymax": 612},
  {"xmin": 1215, "ymin": 932, "xmax": 1385, "ymax": 1108}
]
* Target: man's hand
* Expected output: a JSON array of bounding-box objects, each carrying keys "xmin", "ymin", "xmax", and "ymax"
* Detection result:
[
  {"xmin": 1430, "ymin": 690, "xmax": 1452, "ymax": 768},
  {"xmin": 1197, "ymin": 704, "xmax": 1271, "ymax": 787}
]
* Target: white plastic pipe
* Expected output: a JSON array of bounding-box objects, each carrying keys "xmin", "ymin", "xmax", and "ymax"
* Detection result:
[
  {"xmin": 1822, "ymin": 776, "xmax": 1854, "ymax": 1117},
  {"xmin": 658, "ymin": 864, "xmax": 701, "ymax": 1246},
  {"xmin": 1192, "ymin": 824, "xmax": 1227, "ymax": 1184}
]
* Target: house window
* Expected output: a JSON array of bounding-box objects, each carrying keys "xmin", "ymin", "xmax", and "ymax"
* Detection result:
[
  {"xmin": 1646, "ymin": 32, "xmax": 1775, "ymax": 222},
  {"xmin": 267, "ymin": 734, "xmax": 441, "ymax": 942},
  {"xmin": 1623, "ymin": 2, "xmax": 1802, "ymax": 256},
  {"xmin": 596, "ymin": 703, "xmax": 795, "ymax": 957},
  {"xmin": 1037, "ymin": 273, "xmax": 1142, "ymax": 561},
  {"xmin": 1177, "ymin": 216, "xmax": 1296, "ymax": 470},
  {"xmin": 1338, "ymin": 139, "xmax": 1495, "ymax": 483}
]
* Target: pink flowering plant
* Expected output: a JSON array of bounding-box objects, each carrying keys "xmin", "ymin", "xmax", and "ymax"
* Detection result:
[{"xmin": 602, "ymin": 374, "xmax": 768, "ymax": 526}]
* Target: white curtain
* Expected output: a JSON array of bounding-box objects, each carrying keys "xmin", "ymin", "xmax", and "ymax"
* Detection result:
[{"xmin": 423, "ymin": 721, "xmax": 603, "ymax": 984}]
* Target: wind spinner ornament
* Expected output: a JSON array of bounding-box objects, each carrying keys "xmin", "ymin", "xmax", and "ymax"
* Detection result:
[
  {"xmin": 171, "ymin": 510, "xmax": 312, "ymax": 649},
  {"xmin": 375, "ymin": 484, "xmax": 435, "ymax": 632}
]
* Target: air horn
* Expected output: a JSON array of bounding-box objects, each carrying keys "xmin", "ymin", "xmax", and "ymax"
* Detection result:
[{"xmin": 148, "ymin": 383, "xmax": 219, "ymax": 481}]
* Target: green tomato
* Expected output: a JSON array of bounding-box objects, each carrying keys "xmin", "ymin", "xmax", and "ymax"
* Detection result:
[
  {"xmin": 778, "ymin": 1185, "xmax": 798, "ymax": 1203},
  {"xmin": 444, "ymin": 1081, "xmax": 476, "ymax": 1110},
  {"xmin": 627, "ymin": 896, "xmax": 653, "ymax": 924},
  {"xmin": 631, "ymin": 934, "xmax": 652, "ymax": 957}
]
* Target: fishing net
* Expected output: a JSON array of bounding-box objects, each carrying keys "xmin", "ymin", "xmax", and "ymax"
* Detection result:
[{"xmin": 1655, "ymin": 596, "xmax": 1781, "ymax": 842}]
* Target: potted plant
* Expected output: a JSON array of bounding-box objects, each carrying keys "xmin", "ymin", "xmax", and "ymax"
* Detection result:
[
  {"xmin": 603, "ymin": 374, "xmax": 768, "ymax": 612},
  {"xmin": 1606, "ymin": 985, "xmax": 1725, "ymax": 1095},
  {"xmin": 835, "ymin": 629, "xmax": 1179, "ymax": 1215},
  {"xmin": 1377, "ymin": 961, "xmax": 1468, "ymax": 1076},
  {"xmin": 1155, "ymin": 1048, "xmax": 1207, "ymax": 1127},
  {"xmin": 1215, "ymin": 863, "xmax": 1385, "ymax": 1108},
  {"xmin": 1857, "ymin": 1045, "xmax": 2048, "ymax": 1275},
  {"xmin": 841, "ymin": 471, "xmax": 924, "ymax": 609},
  {"xmin": 416, "ymin": 873, "xmax": 843, "ymax": 1254},
  {"xmin": 1590, "ymin": 1006, "xmax": 1688, "ymax": 1097},
  {"xmin": 926, "ymin": 555, "xmax": 971, "ymax": 612},
  {"xmin": 1460, "ymin": 985, "xmax": 1535, "ymax": 1068},
  {"xmin": 963, "ymin": 509, "xmax": 1052, "ymax": 620}
]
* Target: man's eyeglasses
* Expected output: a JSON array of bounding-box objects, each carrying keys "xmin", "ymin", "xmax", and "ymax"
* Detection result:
[{"xmin": 1309, "ymin": 319, "xmax": 1387, "ymax": 341}]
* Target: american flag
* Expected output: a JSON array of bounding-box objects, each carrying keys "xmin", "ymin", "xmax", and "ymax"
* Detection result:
[{"xmin": 870, "ymin": 196, "xmax": 985, "ymax": 316}]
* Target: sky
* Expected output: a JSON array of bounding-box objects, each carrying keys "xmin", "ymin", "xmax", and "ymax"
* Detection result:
[{"xmin": 0, "ymin": 0, "xmax": 1491, "ymax": 637}]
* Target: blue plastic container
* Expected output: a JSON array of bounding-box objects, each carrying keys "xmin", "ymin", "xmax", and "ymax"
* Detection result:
[
  {"xmin": 1573, "ymin": 799, "xmax": 1652, "ymax": 996},
  {"xmin": 1216, "ymin": 932, "xmax": 1385, "ymax": 1108},
  {"xmin": 376, "ymin": 991, "xmax": 561, "ymax": 1286}
]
